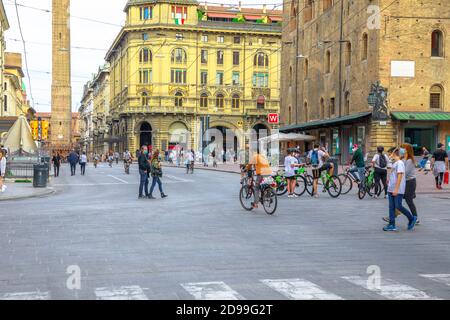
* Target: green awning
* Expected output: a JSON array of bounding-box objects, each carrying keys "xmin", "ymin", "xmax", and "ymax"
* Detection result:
[
  {"xmin": 281, "ymin": 112, "xmax": 372, "ymax": 132},
  {"xmin": 391, "ymin": 112, "xmax": 450, "ymax": 121}
]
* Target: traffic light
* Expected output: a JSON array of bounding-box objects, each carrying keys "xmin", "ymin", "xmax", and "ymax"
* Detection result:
[
  {"xmin": 30, "ymin": 120, "xmax": 39, "ymax": 141},
  {"xmin": 41, "ymin": 121, "xmax": 49, "ymax": 141}
]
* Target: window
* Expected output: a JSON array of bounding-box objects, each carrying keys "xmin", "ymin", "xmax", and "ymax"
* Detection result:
[
  {"xmin": 232, "ymin": 72, "xmax": 240, "ymax": 86},
  {"xmin": 141, "ymin": 92, "xmax": 149, "ymax": 106},
  {"xmin": 345, "ymin": 42, "xmax": 352, "ymax": 66},
  {"xmin": 4, "ymin": 82, "xmax": 6, "ymax": 90},
  {"xmin": 320, "ymin": 98, "xmax": 325, "ymax": 118},
  {"xmin": 253, "ymin": 73, "xmax": 269, "ymax": 87},
  {"xmin": 142, "ymin": 33, "xmax": 149, "ymax": 41},
  {"xmin": 216, "ymin": 72, "xmax": 224, "ymax": 85},
  {"xmin": 217, "ymin": 50, "xmax": 224, "ymax": 65},
  {"xmin": 325, "ymin": 50, "xmax": 331, "ymax": 73},
  {"xmin": 139, "ymin": 48, "xmax": 152, "ymax": 63},
  {"xmin": 431, "ymin": 30, "xmax": 444, "ymax": 57},
  {"xmin": 362, "ymin": 33, "xmax": 368, "ymax": 60},
  {"xmin": 175, "ymin": 92, "xmax": 183, "ymax": 107},
  {"xmin": 201, "ymin": 35, "xmax": 208, "ymax": 42},
  {"xmin": 140, "ymin": 6, "xmax": 153, "ymax": 20},
  {"xmin": 289, "ymin": 66, "xmax": 293, "ymax": 86},
  {"xmin": 288, "ymin": 106, "xmax": 292, "ymax": 124},
  {"xmin": 254, "ymin": 52, "xmax": 269, "ymax": 67},
  {"xmin": 171, "ymin": 69, "xmax": 187, "ymax": 84},
  {"xmin": 217, "ymin": 36, "xmax": 224, "ymax": 43},
  {"xmin": 344, "ymin": 92, "xmax": 350, "ymax": 115},
  {"xmin": 233, "ymin": 36, "xmax": 241, "ymax": 44},
  {"xmin": 139, "ymin": 69, "xmax": 152, "ymax": 84},
  {"xmin": 323, "ymin": 0, "xmax": 333, "ymax": 11},
  {"xmin": 171, "ymin": 48, "xmax": 187, "ymax": 64},
  {"xmin": 304, "ymin": 59, "xmax": 309, "ymax": 79},
  {"xmin": 430, "ymin": 85, "xmax": 443, "ymax": 109},
  {"xmin": 216, "ymin": 94, "xmax": 225, "ymax": 108},
  {"xmin": 3, "ymin": 95, "xmax": 7, "ymax": 112},
  {"xmin": 200, "ymin": 71, "xmax": 208, "ymax": 85},
  {"xmin": 200, "ymin": 93, "xmax": 208, "ymax": 108},
  {"xmin": 330, "ymin": 97, "xmax": 335, "ymax": 115},
  {"xmin": 176, "ymin": 33, "xmax": 184, "ymax": 41},
  {"xmin": 171, "ymin": 6, "xmax": 187, "ymax": 25},
  {"xmin": 304, "ymin": 101, "xmax": 309, "ymax": 122},
  {"xmin": 201, "ymin": 49, "xmax": 208, "ymax": 64},
  {"xmin": 233, "ymin": 51, "xmax": 240, "ymax": 65},
  {"xmin": 232, "ymin": 94, "xmax": 240, "ymax": 109},
  {"xmin": 257, "ymin": 95, "xmax": 265, "ymax": 109}
]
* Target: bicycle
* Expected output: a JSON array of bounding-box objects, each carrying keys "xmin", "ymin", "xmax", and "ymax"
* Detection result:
[
  {"xmin": 240, "ymin": 171, "xmax": 278, "ymax": 215},
  {"xmin": 310, "ymin": 168, "xmax": 342, "ymax": 198},
  {"xmin": 338, "ymin": 167, "xmax": 361, "ymax": 195},
  {"xmin": 358, "ymin": 167, "xmax": 384, "ymax": 199},
  {"xmin": 272, "ymin": 168, "xmax": 308, "ymax": 197}
]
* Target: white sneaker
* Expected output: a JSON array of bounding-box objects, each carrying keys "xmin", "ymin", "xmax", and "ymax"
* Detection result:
[
  {"xmin": 287, "ymin": 194, "xmax": 293, "ymax": 198},
  {"xmin": 1, "ymin": 185, "xmax": 6, "ymax": 192},
  {"xmin": 292, "ymin": 194, "xmax": 299, "ymax": 198}
]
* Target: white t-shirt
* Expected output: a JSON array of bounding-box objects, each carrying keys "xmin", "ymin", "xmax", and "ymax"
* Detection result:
[
  {"xmin": 80, "ymin": 154, "xmax": 88, "ymax": 164},
  {"xmin": 284, "ymin": 156, "xmax": 298, "ymax": 177},
  {"xmin": 308, "ymin": 149, "xmax": 326, "ymax": 168},
  {"xmin": 372, "ymin": 154, "xmax": 389, "ymax": 170},
  {"xmin": 187, "ymin": 152, "xmax": 194, "ymax": 162},
  {"xmin": 388, "ymin": 160, "xmax": 406, "ymax": 194}
]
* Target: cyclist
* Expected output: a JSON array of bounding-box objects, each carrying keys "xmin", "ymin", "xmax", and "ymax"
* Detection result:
[
  {"xmin": 371, "ymin": 146, "xmax": 389, "ymax": 198},
  {"xmin": 307, "ymin": 143, "xmax": 333, "ymax": 198},
  {"xmin": 245, "ymin": 152, "xmax": 272, "ymax": 208},
  {"xmin": 349, "ymin": 144, "xmax": 366, "ymax": 190},
  {"xmin": 123, "ymin": 150, "xmax": 132, "ymax": 170}
]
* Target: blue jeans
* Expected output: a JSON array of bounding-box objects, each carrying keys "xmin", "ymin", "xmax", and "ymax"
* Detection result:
[
  {"xmin": 150, "ymin": 176, "xmax": 164, "ymax": 195},
  {"xmin": 139, "ymin": 170, "xmax": 149, "ymax": 197},
  {"xmin": 388, "ymin": 193, "xmax": 413, "ymax": 226},
  {"xmin": 349, "ymin": 166, "xmax": 366, "ymax": 188},
  {"xmin": 419, "ymin": 158, "xmax": 427, "ymax": 169}
]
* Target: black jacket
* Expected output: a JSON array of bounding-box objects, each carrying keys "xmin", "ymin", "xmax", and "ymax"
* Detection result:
[{"xmin": 138, "ymin": 153, "xmax": 150, "ymax": 171}]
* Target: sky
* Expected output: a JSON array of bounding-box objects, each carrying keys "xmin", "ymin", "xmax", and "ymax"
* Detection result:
[{"xmin": 3, "ymin": 0, "xmax": 283, "ymax": 113}]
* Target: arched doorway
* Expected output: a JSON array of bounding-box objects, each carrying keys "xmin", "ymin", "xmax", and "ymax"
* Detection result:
[
  {"xmin": 209, "ymin": 125, "xmax": 238, "ymax": 162},
  {"xmin": 139, "ymin": 122, "xmax": 152, "ymax": 150},
  {"xmin": 252, "ymin": 123, "xmax": 270, "ymax": 152}
]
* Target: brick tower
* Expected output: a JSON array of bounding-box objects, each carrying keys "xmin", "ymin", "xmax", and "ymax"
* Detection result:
[{"xmin": 50, "ymin": 0, "xmax": 72, "ymax": 153}]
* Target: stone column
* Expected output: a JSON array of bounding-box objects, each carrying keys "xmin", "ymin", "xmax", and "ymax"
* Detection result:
[{"xmin": 368, "ymin": 119, "xmax": 397, "ymax": 155}]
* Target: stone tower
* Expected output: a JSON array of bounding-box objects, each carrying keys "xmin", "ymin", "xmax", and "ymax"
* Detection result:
[{"xmin": 51, "ymin": 0, "xmax": 72, "ymax": 152}]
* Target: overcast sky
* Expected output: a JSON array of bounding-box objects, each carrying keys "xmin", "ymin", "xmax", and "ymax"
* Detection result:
[{"xmin": 4, "ymin": 0, "xmax": 283, "ymax": 113}]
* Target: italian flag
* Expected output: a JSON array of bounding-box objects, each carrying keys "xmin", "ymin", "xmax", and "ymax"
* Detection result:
[{"xmin": 172, "ymin": 6, "xmax": 187, "ymax": 25}]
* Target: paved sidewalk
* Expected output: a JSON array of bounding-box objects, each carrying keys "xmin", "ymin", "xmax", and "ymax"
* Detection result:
[{"xmin": 0, "ymin": 182, "xmax": 55, "ymax": 201}]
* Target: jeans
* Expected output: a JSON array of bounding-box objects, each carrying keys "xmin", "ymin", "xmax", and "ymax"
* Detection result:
[
  {"xmin": 404, "ymin": 179, "xmax": 417, "ymax": 217},
  {"xmin": 54, "ymin": 165, "xmax": 60, "ymax": 177},
  {"xmin": 80, "ymin": 163, "xmax": 86, "ymax": 175},
  {"xmin": 388, "ymin": 193, "xmax": 414, "ymax": 226},
  {"xmin": 419, "ymin": 158, "xmax": 428, "ymax": 169},
  {"xmin": 139, "ymin": 170, "xmax": 149, "ymax": 197},
  {"xmin": 349, "ymin": 166, "xmax": 366, "ymax": 188},
  {"xmin": 149, "ymin": 176, "xmax": 164, "ymax": 195},
  {"xmin": 70, "ymin": 163, "xmax": 76, "ymax": 175},
  {"xmin": 374, "ymin": 168, "xmax": 388, "ymax": 196}
]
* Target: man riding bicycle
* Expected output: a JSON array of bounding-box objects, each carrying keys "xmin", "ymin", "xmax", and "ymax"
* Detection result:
[
  {"xmin": 245, "ymin": 152, "xmax": 272, "ymax": 208},
  {"xmin": 307, "ymin": 143, "xmax": 334, "ymax": 198},
  {"xmin": 349, "ymin": 144, "xmax": 366, "ymax": 189}
]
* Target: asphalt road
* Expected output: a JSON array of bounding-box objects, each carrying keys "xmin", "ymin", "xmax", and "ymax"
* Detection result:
[{"xmin": 0, "ymin": 163, "xmax": 449, "ymax": 300}]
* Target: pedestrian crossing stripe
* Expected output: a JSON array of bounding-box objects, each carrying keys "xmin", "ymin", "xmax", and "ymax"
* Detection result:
[
  {"xmin": 261, "ymin": 279, "xmax": 344, "ymax": 300},
  {"xmin": 181, "ymin": 281, "xmax": 244, "ymax": 300},
  {"xmin": 94, "ymin": 285, "xmax": 148, "ymax": 300},
  {"xmin": 420, "ymin": 274, "xmax": 450, "ymax": 287},
  {"xmin": 1, "ymin": 291, "xmax": 50, "ymax": 300},
  {"xmin": 342, "ymin": 276, "xmax": 441, "ymax": 300}
]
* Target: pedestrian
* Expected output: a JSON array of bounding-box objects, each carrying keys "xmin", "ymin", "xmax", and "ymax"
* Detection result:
[
  {"xmin": 349, "ymin": 144, "xmax": 366, "ymax": 189},
  {"xmin": 0, "ymin": 149, "xmax": 7, "ymax": 193},
  {"xmin": 401, "ymin": 143, "xmax": 419, "ymax": 224},
  {"xmin": 52, "ymin": 152, "xmax": 61, "ymax": 177},
  {"xmin": 212, "ymin": 149, "xmax": 217, "ymax": 168},
  {"xmin": 284, "ymin": 148, "xmax": 301, "ymax": 198},
  {"xmin": 114, "ymin": 152, "xmax": 120, "ymax": 165},
  {"xmin": 418, "ymin": 147, "xmax": 430, "ymax": 171},
  {"xmin": 431, "ymin": 143, "xmax": 449, "ymax": 190},
  {"xmin": 371, "ymin": 146, "xmax": 389, "ymax": 198},
  {"xmin": 80, "ymin": 151, "xmax": 87, "ymax": 176},
  {"xmin": 383, "ymin": 147, "xmax": 417, "ymax": 232},
  {"xmin": 148, "ymin": 149, "xmax": 168, "ymax": 199},
  {"xmin": 185, "ymin": 150, "xmax": 194, "ymax": 174},
  {"xmin": 307, "ymin": 144, "xmax": 333, "ymax": 198},
  {"xmin": 190, "ymin": 149, "xmax": 195, "ymax": 174},
  {"xmin": 68, "ymin": 149, "xmax": 79, "ymax": 176},
  {"xmin": 138, "ymin": 145, "xmax": 151, "ymax": 199}
]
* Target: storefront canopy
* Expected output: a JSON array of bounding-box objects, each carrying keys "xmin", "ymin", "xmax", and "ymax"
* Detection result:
[
  {"xmin": 391, "ymin": 112, "xmax": 450, "ymax": 121},
  {"xmin": 281, "ymin": 112, "xmax": 372, "ymax": 132}
]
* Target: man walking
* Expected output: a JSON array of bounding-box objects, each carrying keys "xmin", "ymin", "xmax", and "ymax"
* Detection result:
[
  {"xmin": 80, "ymin": 152, "xmax": 88, "ymax": 176},
  {"xmin": 138, "ymin": 145, "xmax": 151, "ymax": 199},
  {"xmin": 68, "ymin": 149, "xmax": 79, "ymax": 176},
  {"xmin": 431, "ymin": 143, "xmax": 449, "ymax": 189},
  {"xmin": 52, "ymin": 152, "xmax": 61, "ymax": 177}
]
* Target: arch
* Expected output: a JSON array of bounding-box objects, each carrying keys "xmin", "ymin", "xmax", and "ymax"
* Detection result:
[
  {"xmin": 171, "ymin": 47, "xmax": 187, "ymax": 64},
  {"xmin": 254, "ymin": 51, "xmax": 269, "ymax": 67},
  {"xmin": 431, "ymin": 29, "xmax": 444, "ymax": 57},
  {"xmin": 139, "ymin": 48, "xmax": 152, "ymax": 63},
  {"xmin": 200, "ymin": 92, "xmax": 208, "ymax": 108},
  {"xmin": 169, "ymin": 121, "xmax": 190, "ymax": 146},
  {"xmin": 430, "ymin": 84, "xmax": 444, "ymax": 109},
  {"xmin": 361, "ymin": 33, "xmax": 368, "ymax": 60},
  {"xmin": 216, "ymin": 93, "xmax": 225, "ymax": 109},
  {"xmin": 175, "ymin": 91, "xmax": 183, "ymax": 107},
  {"xmin": 139, "ymin": 121, "xmax": 152, "ymax": 148},
  {"xmin": 208, "ymin": 125, "xmax": 238, "ymax": 162},
  {"xmin": 232, "ymin": 93, "xmax": 240, "ymax": 109}
]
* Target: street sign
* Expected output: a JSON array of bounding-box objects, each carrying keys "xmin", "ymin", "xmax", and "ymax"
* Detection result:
[{"xmin": 268, "ymin": 113, "xmax": 279, "ymax": 124}]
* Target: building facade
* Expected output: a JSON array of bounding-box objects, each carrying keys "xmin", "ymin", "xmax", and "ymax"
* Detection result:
[
  {"xmin": 79, "ymin": 82, "xmax": 94, "ymax": 155},
  {"xmin": 281, "ymin": 0, "xmax": 450, "ymax": 162},
  {"xmin": 105, "ymin": 0, "xmax": 282, "ymax": 155},
  {"xmin": 0, "ymin": 0, "xmax": 9, "ymax": 119}
]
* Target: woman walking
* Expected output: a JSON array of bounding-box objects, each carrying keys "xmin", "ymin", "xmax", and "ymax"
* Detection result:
[
  {"xmin": 401, "ymin": 144, "xmax": 419, "ymax": 224},
  {"xmin": 431, "ymin": 143, "xmax": 449, "ymax": 189},
  {"xmin": 80, "ymin": 152, "xmax": 88, "ymax": 176},
  {"xmin": 0, "ymin": 149, "xmax": 7, "ymax": 193},
  {"xmin": 148, "ymin": 150, "xmax": 168, "ymax": 199}
]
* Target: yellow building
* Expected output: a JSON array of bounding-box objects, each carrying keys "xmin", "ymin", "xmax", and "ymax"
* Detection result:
[
  {"xmin": 0, "ymin": 0, "xmax": 9, "ymax": 119},
  {"xmin": 105, "ymin": 0, "xmax": 282, "ymax": 155},
  {"xmin": 3, "ymin": 52, "xmax": 30, "ymax": 117}
]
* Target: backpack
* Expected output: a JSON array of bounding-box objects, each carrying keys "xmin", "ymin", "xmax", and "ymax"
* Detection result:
[
  {"xmin": 311, "ymin": 150, "xmax": 319, "ymax": 167},
  {"xmin": 378, "ymin": 154, "xmax": 387, "ymax": 169}
]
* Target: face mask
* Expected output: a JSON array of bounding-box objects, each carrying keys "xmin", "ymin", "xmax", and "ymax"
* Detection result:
[
  {"xmin": 143, "ymin": 150, "xmax": 148, "ymax": 155},
  {"xmin": 399, "ymin": 148, "xmax": 406, "ymax": 157}
]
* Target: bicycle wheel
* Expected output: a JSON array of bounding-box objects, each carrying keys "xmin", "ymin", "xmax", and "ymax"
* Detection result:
[
  {"xmin": 239, "ymin": 185, "xmax": 254, "ymax": 211},
  {"xmin": 339, "ymin": 174, "xmax": 353, "ymax": 195},
  {"xmin": 275, "ymin": 179, "xmax": 288, "ymax": 196},
  {"xmin": 326, "ymin": 176, "xmax": 342, "ymax": 198},
  {"xmin": 262, "ymin": 187, "xmax": 277, "ymax": 215},
  {"xmin": 358, "ymin": 187, "xmax": 366, "ymax": 200},
  {"xmin": 294, "ymin": 175, "xmax": 307, "ymax": 196},
  {"xmin": 305, "ymin": 175, "xmax": 315, "ymax": 196}
]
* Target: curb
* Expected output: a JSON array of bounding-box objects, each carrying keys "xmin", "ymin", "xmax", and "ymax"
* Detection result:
[{"xmin": 0, "ymin": 187, "xmax": 56, "ymax": 202}]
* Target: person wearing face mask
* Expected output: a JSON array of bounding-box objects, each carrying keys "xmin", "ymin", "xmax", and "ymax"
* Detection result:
[
  {"xmin": 138, "ymin": 145, "xmax": 151, "ymax": 199},
  {"xmin": 349, "ymin": 144, "xmax": 366, "ymax": 190},
  {"xmin": 372, "ymin": 146, "xmax": 389, "ymax": 199},
  {"xmin": 431, "ymin": 143, "xmax": 449, "ymax": 190},
  {"xmin": 383, "ymin": 147, "xmax": 417, "ymax": 232}
]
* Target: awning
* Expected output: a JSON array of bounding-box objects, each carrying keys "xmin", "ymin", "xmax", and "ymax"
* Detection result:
[
  {"xmin": 391, "ymin": 111, "xmax": 450, "ymax": 121},
  {"xmin": 244, "ymin": 15, "xmax": 262, "ymax": 20},
  {"xmin": 269, "ymin": 16, "xmax": 282, "ymax": 22},
  {"xmin": 207, "ymin": 13, "xmax": 236, "ymax": 19},
  {"xmin": 281, "ymin": 112, "xmax": 372, "ymax": 132}
]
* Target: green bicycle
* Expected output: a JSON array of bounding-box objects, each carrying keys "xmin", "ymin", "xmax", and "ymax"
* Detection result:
[
  {"xmin": 272, "ymin": 168, "xmax": 308, "ymax": 197},
  {"xmin": 310, "ymin": 168, "xmax": 342, "ymax": 198},
  {"xmin": 357, "ymin": 167, "xmax": 382, "ymax": 199}
]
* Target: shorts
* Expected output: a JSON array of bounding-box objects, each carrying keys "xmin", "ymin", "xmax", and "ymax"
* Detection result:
[
  {"xmin": 321, "ymin": 163, "xmax": 333, "ymax": 172},
  {"xmin": 285, "ymin": 176, "xmax": 296, "ymax": 181},
  {"xmin": 312, "ymin": 168, "xmax": 321, "ymax": 179}
]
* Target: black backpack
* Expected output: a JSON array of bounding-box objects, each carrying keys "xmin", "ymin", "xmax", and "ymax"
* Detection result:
[{"xmin": 379, "ymin": 154, "xmax": 387, "ymax": 169}]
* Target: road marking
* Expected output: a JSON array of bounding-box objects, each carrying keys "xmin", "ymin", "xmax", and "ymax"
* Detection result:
[
  {"xmin": 95, "ymin": 285, "xmax": 148, "ymax": 300},
  {"xmin": 164, "ymin": 174, "xmax": 194, "ymax": 183},
  {"xmin": 420, "ymin": 274, "xmax": 450, "ymax": 287},
  {"xmin": 1, "ymin": 291, "xmax": 50, "ymax": 300},
  {"xmin": 108, "ymin": 175, "xmax": 129, "ymax": 184},
  {"xmin": 261, "ymin": 279, "xmax": 344, "ymax": 300},
  {"xmin": 342, "ymin": 276, "xmax": 440, "ymax": 300},
  {"xmin": 181, "ymin": 281, "xmax": 244, "ymax": 300},
  {"xmin": 53, "ymin": 182, "xmax": 127, "ymax": 186}
]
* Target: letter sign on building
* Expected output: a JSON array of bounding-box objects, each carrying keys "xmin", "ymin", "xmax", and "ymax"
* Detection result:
[{"xmin": 268, "ymin": 113, "xmax": 279, "ymax": 124}]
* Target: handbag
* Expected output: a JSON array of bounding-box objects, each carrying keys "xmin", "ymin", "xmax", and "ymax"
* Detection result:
[{"xmin": 444, "ymin": 171, "xmax": 449, "ymax": 185}]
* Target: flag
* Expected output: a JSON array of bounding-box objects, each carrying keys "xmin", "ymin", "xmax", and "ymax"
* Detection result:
[{"xmin": 172, "ymin": 6, "xmax": 186, "ymax": 25}]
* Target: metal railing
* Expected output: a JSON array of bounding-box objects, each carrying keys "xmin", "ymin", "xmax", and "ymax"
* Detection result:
[{"xmin": 5, "ymin": 161, "xmax": 36, "ymax": 179}]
